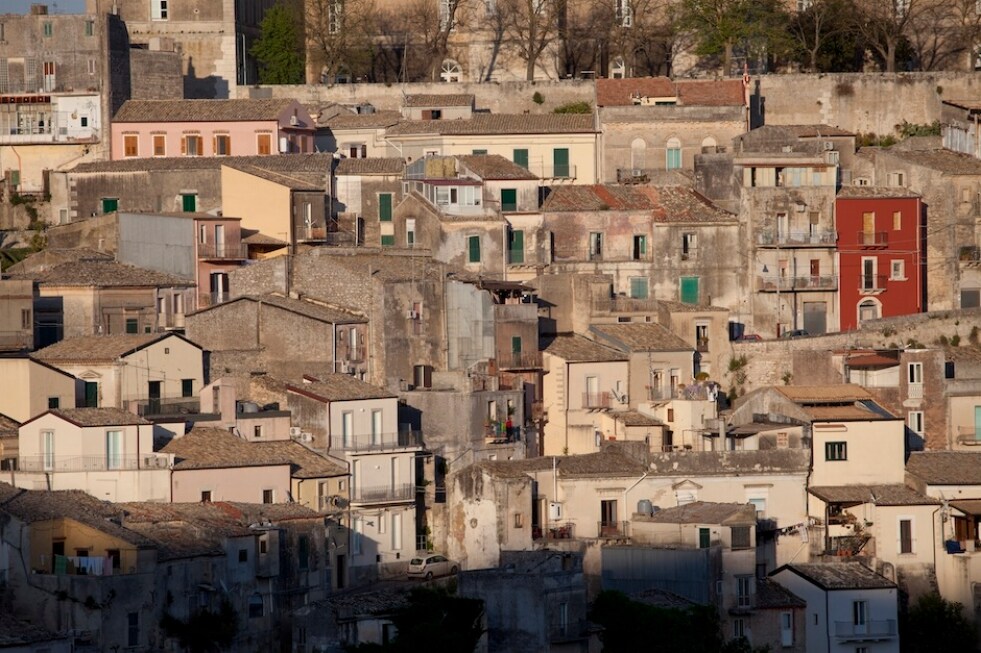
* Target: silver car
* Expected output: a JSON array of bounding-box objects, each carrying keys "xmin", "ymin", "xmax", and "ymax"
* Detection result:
[{"xmin": 407, "ymin": 554, "xmax": 458, "ymax": 580}]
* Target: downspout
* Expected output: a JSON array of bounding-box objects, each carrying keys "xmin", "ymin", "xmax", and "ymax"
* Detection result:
[
  {"xmin": 623, "ymin": 471, "xmax": 649, "ymax": 526},
  {"xmin": 332, "ymin": 322, "xmax": 337, "ymax": 373}
]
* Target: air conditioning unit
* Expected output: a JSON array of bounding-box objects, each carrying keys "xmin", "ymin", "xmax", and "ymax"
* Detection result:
[
  {"xmin": 301, "ymin": 432, "xmax": 313, "ymax": 442},
  {"xmin": 289, "ymin": 115, "xmax": 299, "ymax": 126},
  {"xmin": 823, "ymin": 141, "xmax": 834, "ymax": 151},
  {"xmin": 620, "ymin": 394, "xmax": 629, "ymax": 404},
  {"xmin": 289, "ymin": 426, "xmax": 303, "ymax": 438},
  {"xmin": 631, "ymin": 169, "xmax": 643, "ymax": 177}
]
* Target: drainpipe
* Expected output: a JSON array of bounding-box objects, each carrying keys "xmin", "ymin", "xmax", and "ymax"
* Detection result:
[{"xmin": 623, "ymin": 471, "xmax": 649, "ymax": 527}]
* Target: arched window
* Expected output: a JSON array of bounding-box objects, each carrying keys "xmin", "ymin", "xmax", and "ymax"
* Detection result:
[
  {"xmin": 440, "ymin": 60, "xmax": 462, "ymax": 83},
  {"xmin": 858, "ymin": 299, "xmax": 880, "ymax": 324},
  {"xmin": 630, "ymin": 138, "xmax": 646, "ymax": 170},
  {"xmin": 701, "ymin": 137, "xmax": 718, "ymax": 154},
  {"xmin": 666, "ymin": 137, "xmax": 682, "ymax": 170}
]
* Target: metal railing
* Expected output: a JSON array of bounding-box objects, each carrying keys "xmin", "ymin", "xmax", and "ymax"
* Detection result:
[
  {"xmin": 197, "ymin": 242, "xmax": 247, "ymax": 259},
  {"xmin": 295, "ymin": 226, "xmax": 327, "ymax": 241},
  {"xmin": 907, "ymin": 382, "xmax": 923, "ymax": 399},
  {"xmin": 859, "ymin": 275, "xmax": 889, "ymax": 293},
  {"xmin": 598, "ymin": 521, "xmax": 629, "ymax": 538},
  {"xmin": 834, "ymin": 620, "xmax": 897, "ymax": 639},
  {"xmin": 537, "ymin": 164, "xmax": 577, "ymax": 179},
  {"xmin": 757, "ymin": 275, "xmax": 838, "ymax": 291},
  {"xmin": 592, "ymin": 296, "xmax": 661, "ymax": 313},
  {"xmin": 0, "ymin": 331, "xmax": 32, "ymax": 350},
  {"xmin": 19, "ymin": 453, "xmax": 171, "ymax": 473},
  {"xmin": 127, "ymin": 397, "xmax": 200, "ymax": 416},
  {"xmin": 350, "ymin": 483, "xmax": 415, "ymax": 503},
  {"xmin": 329, "ymin": 431, "xmax": 422, "ymax": 453},
  {"xmin": 582, "ymin": 392, "xmax": 612, "ymax": 409},
  {"xmin": 497, "ymin": 351, "xmax": 543, "ymax": 369},
  {"xmin": 197, "ymin": 292, "xmax": 230, "ymax": 308},
  {"xmin": 533, "ymin": 523, "xmax": 575, "ymax": 540},
  {"xmin": 857, "ymin": 231, "xmax": 889, "ymax": 246},
  {"xmin": 956, "ymin": 426, "xmax": 981, "ymax": 445},
  {"xmin": 757, "ymin": 230, "xmax": 836, "ymax": 247}
]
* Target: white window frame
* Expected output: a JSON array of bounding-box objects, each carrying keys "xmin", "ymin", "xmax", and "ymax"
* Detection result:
[
  {"xmin": 908, "ymin": 362, "xmax": 923, "ymax": 384},
  {"xmin": 890, "ymin": 259, "xmax": 905, "ymax": 280},
  {"xmin": 908, "ymin": 410, "xmax": 924, "ymax": 435},
  {"xmin": 151, "ymin": 0, "xmax": 169, "ymax": 20}
]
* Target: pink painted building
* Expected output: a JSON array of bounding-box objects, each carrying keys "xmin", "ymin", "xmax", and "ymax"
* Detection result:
[{"xmin": 110, "ymin": 98, "xmax": 316, "ymax": 160}]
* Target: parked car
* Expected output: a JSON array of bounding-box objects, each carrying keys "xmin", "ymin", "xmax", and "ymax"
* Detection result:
[
  {"xmin": 737, "ymin": 333, "xmax": 762, "ymax": 342},
  {"xmin": 407, "ymin": 554, "xmax": 459, "ymax": 580},
  {"xmin": 781, "ymin": 329, "xmax": 810, "ymax": 339}
]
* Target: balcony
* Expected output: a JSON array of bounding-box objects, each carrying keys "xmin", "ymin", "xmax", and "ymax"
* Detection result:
[
  {"xmin": 329, "ymin": 431, "xmax": 422, "ymax": 453},
  {"xmin": 127, "ymin": 397, "xmax": 200, "ymax": 416},
  {"xmin": 907, "ymin": 382, "xmax": 923, "ymax": 399},
  {"xmin": 350, "ymin": 482, "xmax": 415, "ymax": 504},
  {"xmin": 197, "ymin": 242, "xmax": 247, "ymax": 260},
  {"xmin": 197, "ymin": 292, "xmax": 230, "ymax": 308},
  {"xmin": 592, "ymin": 296, "xmax": 661, "ymax": 313},
  {"xmin": 19, "ymin": 453, "xmax": 171, "ymax": 473},
  {"xmin": 696, "ymin": 338, "xmax": 710, "ymax": 352},
  {"xmin": 857, "ymin": 231, "xmax": 889, "ymax": 247},
  {"xmin": 598, "ymin": 520, "xmax": 629, "ymax": 538},
  {"xmin": 757, "ymin": 230, "xmax": 836, "ymax": 247},
  {"xmin": 295, "ymin": 225, "xmax": 327, "ymax": 242},
  {"xmin": 536, "ymin": 164, "xmax": 577, "ymax": 180},
  {"xmin": 0, "ymin": 127, "xmax": 101, "ymax": 146},
  {"xmin": 859, "ymin": 275, "xmax": 888, "ymax": 294},
  {"xmin": 956, "ymin": 426, "xmax": 981, "ymax": 445},
  {"xmin": 757, "ymin": 275, "xmax": 838, "ymax": 292},
  {"xmin": 533, "ymin": 522, "xmax": 575, "ymax": 540},
  {"xmin": 497, "ymin": 351, "xmax": 543, "ymax": 370},
  {"xmin": 834, "ymin": 620, "xmax": 897, "ymax": 641},
  {"xmin": 582, "ymin": 392, "xmax": 612, "ymax": 409},
  {"xmin": 0, "ymin": 330, "xmax": 32, "ymax": 350}
]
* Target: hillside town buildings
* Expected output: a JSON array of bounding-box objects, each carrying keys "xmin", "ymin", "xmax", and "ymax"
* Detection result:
[{"xmin": 9, "ymin": 2, "xmax": 981, "ymax": 650}]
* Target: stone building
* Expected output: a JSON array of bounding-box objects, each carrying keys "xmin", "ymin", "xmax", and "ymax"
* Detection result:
[{"xmin": 332, "ymin": 157, "xmax": 406, "ymax": 247}]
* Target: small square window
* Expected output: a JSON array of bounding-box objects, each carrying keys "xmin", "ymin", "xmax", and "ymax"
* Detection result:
[
  {"xmin": 48, "ymin": 397, "xmax": 60, "ymax": 409},
  {"xmin": 201, "ymin": 490, "xmax": 212, "ymax": 502},
  {"xmin": 239, "ymin": 548, "xmax": 248, "ymax": 562},
  {"xmin": 262, "ymin": 489, "xmax": 274, "ymax": 504},
  {"xmin": 825, "ymin": 441, "xmax": 847, "ymax": 461}
]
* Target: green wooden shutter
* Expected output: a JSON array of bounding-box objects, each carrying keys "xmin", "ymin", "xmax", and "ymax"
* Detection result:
[
  {"xmin": 379, "ymin": 193, "xmax": 393, "ymax": 222},
  {"xmin": 468, "ymin": 236, "xmax": 481, "ymax": 263},
  {"xmin": 509, "ymin": 229, "xmax": 524, "ymax": 264},
  {"xmin": 512, "ymin": 336, "xmax": 522, "ymax": 353},
  {"xmin": 513, "ymin": 149, "xmax": 529, "ymax": 169},
  {"xmin": 501, "ymin": 188, "xmax": 517, "ymax": 212},
  {"xmin": 630, "ymin": 277, "xmax": 649, "ymax": 299},
  {"xmin": 102, "ymin": 198, "xmax": 118, "ymax": 214},
  {"xmin": 680, "ymin": 276, "xmax": 699, "ymax": 304},
  {"xmin": 84, "ymin": 381, "xmax": 98, "ymax": 407},
  {"xmin": 182, "ymin": 194, "xmax": 196, "ymax": 212},
  {"xmin": 381, "ymin": 235, "xmax": 395, "ymax": 246},
  {"xmin": 553, "ymin": 148, "xmax": 570, "ymax": 177}
]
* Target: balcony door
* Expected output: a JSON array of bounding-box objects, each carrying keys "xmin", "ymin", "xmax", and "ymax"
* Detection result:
[
  {"xmin": 148, "ymin": 381, "xmax": 161, "ymax": 414},
  {"xmin": 600, "ymin": 499, "xmax": 617, "ymax": 535},
  {"xmin": 106, "ymin": 430, "xmax": 122, "ymax": 470},
  {"xmin": 214, "ymin": 224, "xmax": 225, "ymax": 256},
  {"xmin": 853, "ymin": 600, "xmax": 868, "ymax": 635}
]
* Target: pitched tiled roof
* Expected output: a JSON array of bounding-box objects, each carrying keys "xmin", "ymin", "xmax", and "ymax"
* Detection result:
[
  {"xmin": 5, "ymin": 248, "xmax": 113, "ymax": 275},
  {"xmin": 675, "ymin": 79, "xmax": 747, "ymax": 106},
  {"xmin": 643, "ymin": 501, "xmax": 757, "ymax": 525},
  {"xmin": 755, "ymin": 579, "xmax": 806, "ymax": 608},
  {"xmin": 162, "ymin": 427, "xmax": 292, "ymax": 470},
  {"xmin": 403, "ymin": 94, "xmax": 475, "ymax": 107},
  {"xmin": 19, "ymin": 260, "xmax": 194, "ymax": 287},
  {"xmin": 591, "ymin": 323, "xmax": 693, "ymax": 353},
  {"xmin": 837, "ymin": 186, "xmax": 921, "ymax": 199},
  {"xmin": 221, "ymin": 153, "xmax": 333, "ymax": 190},
  {"xmin": 778, "ymin": 124, "xmax": 855, "ymax": 137},
  {"xmin": 0, "ymin": 613, "xmax": 70, "ymax": 647},
  {"xmin": 321, "ymin": 110, "xmax": 401, "ymax": 129},
  {"xmin": 457, "ymin": 154, "xmax": 538, "ymax": 180},
  {"xmin": 117, "ymin": 501, "xmax": 255, "ymax": 560},
  {"xmin": 386, "ymin": 113, "xmax": 596, "ymax": 136},
  {"xmin": 906, "ymin": 451, "xmax": 981, "ymax": 485},
  {"xmin": 196, "ymin": 294, "xmax": 364, "ymax": 323},
  {"xmin": 775, "ymin": 384, "xmax": 875, "ymax": 403},
  {"xmin": 463, "ymin": 446, "xmax": 648, "ymax": 478},
  {"xmin": 335, "ymin": 157, "xmax": 405, "ymax": 175},
  {"xmin": 541, "ymin": 184, "xmax": 734, "ymax": 222},
  {"xmin": 775, "ymin": 562, "xmax": 896, "ymax": 590},
  {"xmin": 71, "ymin": 156, "xmax": 228, "ymax": 174},
  {"xmin": 542, "ymin": 334, "xmax": 628, "ymax": 362},
  {"xmin": 647, "ymin": 449, "xmax": 810, "ymax": 476},
  {"xmin": 880, "ymin": 147, "xmax": 981, "ymax": 176},
  {"xmin": 287, "ymin": 374, "xmax": 395, "ymax": 402},
  {"xmin": 610, "ymin": 410, "xmax": 663, "ymax": 427},
  {"xmin": 0, "ymin": 413, "xmax": 20, "ymax": 438},
  {"xmin": 253, "ymin": 440, "xmax": 347, "ymax": 478},
  {"xmin": 34, "ymin": 333, "xmax": 196, "ymax": 363},
  {"xmin": 808, "ymin": 484, "xmax": 939, "ymax": 506},
  {"xmin": 596, "ymin": 77, "xmax": 745, "ymax": 107},
  {"xmin": 114, "ymin": 98, "xmax": 301, "ymax": 123},
  {"xmin": 49, "ymin": 408, "xmax": 151, "ymax": 427}
]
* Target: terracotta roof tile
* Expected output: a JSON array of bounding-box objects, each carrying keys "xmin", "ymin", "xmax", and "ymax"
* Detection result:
[
  {"xmin": 647, "ymin": 449, "xmax": 810, "ymax": 476},
  {"xmin": 675, "ymin": 79, "xmax": 746, "ymax": 106},
  {"xmin": 641, "ymin": 501, "xmax": 757, "ymax": 525},
  {"xmin": 837, "ymin": 186, "xmax": 921, "ymax": 199},
  {"xmin": 386, "ymin": 113, "xmax": 595, "ymax": 136},
  {"xmin": 49, "ymin": 408, "xmax": 151, "ymax": 427},
  {"xmin": 775, "ymin": 384, "xmax": 874, "ymax": 403},
  {"xmin": 906, "ymin": 451, "xmax": 981, "ymax": 485},
  {"xmin": 596, "ymin": 77, "xmax": 675, "ymax": 106},
  {"xmin": 596, "ymin": 77, "xmax": 745, "ymax": 107},
  {"xmin": 880, "ymin": 147, "xmax": 981, "ymax": 176},
  {"xmin": 456, "ymin": 154, "xmax": 539, "ymax": 180},
  {"xmin": 114, "ymin": 98, "xmax": 305, "ymax": 123},
  {"xmin": 287, "ymin": 374, "xmax": 395, "ymax": 402},
  {"xmin": 0, "ymin": 413, "xmax": 20, "ymax": 438},
  {"xmin": 252, "ymin": 440, "xmax": 347, "ymax": 478},
  {"xmin": 321, "ymin": 110, "xmax": 401, "ymax": 129},
  {"xmin": 541, "ymin": 184, "xmax": 734, "ymax": 222},
  {"xmin": 808, "ymin": 484, "xmax": 939, "ymax": 506},
  {"xmin": 34, "ymin": 333, "xmax": 198, "ymax": 363},
  {"xmin": 610, "ymin": 410, "xmax": 663, "ymax": 427},
  {"xmin": 162, "ymin": 427, "xmax": 292, "ymax": 470},
  {"xmin": 5, "ymin": 248, "xmax": 113, "ymax": 275},
  {"xmin": 591, "ymin": 323, "xmax": 694, "ymax": 353},
  {"xmin": 755, "ymin": 579, "xmax": 806, "ymax": 608},
  {"xmin": 16, "ymin": 260, "xmax": 194, "ymax": 288},
  {"xmin": 542, "ymin": 334, "xmax": 628, "ymax": 362},
  {"xmin": 335, "ymin": 157, "xmax": 405, "ymax": 175},
  {"xmin": 403, "ymin": 94, "xmax": 475, "ymax": 107}
]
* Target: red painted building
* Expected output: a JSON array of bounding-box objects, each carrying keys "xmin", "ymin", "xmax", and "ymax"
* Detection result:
[{"xmin": 836, "ymin": 187, "xmax": 923, "ymax": 331}]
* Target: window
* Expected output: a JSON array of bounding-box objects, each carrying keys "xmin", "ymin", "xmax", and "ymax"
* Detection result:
[
  {"xmin": 501, "ymin": 188, "xmax": 517, "ymax": 212},
  {"xmin": 106, "ymin": 430, "xmax": 122, "ymax": 470},
  {"xmin": 152, "ymin": 134, "xmax": 166, "ymax": 156},
  {"xmin": 84, "ymin": 381, "xmax": 98, "ymax": 407},
  {"xmin": 328, "ymin": 0, "xmax": 342, "ymax": 33},
  {"xmin": 151, "ymin": 0, "xmax": 169, "ymax": 20},
  {"xmin": 553, "ymin": 148, "xmax": 570, "ymax": 177},
  {"xmin": 888, "ymin": 171, "xmax": 905, "ymax": 186},
  {"xmin": 125, "ymin": 318, "xmax": 139, "ymax": 334},
  {"xmin": 259, "ymin": 538, "xmax": 267, "ymax": 554},
  {"xmin": 731, "ymin": 526, "xmax": 751, "ymax": 550},
  {"xmin": 343, "ymin": 411, "xmax": 354, "ymax": 447},
  {"xmin": 513, "ymin": 148, "xmax": 529, "ymax": 169},
  {"xmin": 181, "ymin": 379, "xmax": 193, "ymax": 397},
  {"xmin": 666, "ymin": 138, "xmax": 682, "ymax": 169},
  {"xmin": 908, "ymin": 362, "xmax": 923, "ymax": 384},
  {"xmin": 468, "ymin": 235, "xmax": 481, "ymax": 263},
  {"xmin": 472, "ymin": 149, "xmax": 488, "ymax": 155},
  {"xmin": 42, "ymin": 430, "xmax": 55, "ymax": 470},
  {"xmin": 123, "ymin": 135, "xmax": 138, "ymax": 157},
  {"xmin": 254, "ymin": 425, "xmax": 263, "ymax": 439},
  {"xmin": 633, "ymin": 235, "xmax": 647, "ymax": 260},
  {"xmin": 589, "ymin": 232, "xmax": 603, "ymax": 259},
  {"xmin": 682, "ymin": 232, "xmax": 697, "ymax": 260},
  {"xmin": 353, "ymin": 516, "xmax": 363, "ymax": 555},
  {"xmin": 181, "ymin": 194, "xmax": 197, "ymax": 212},
  {"xmin": 853, "ymin": 600, "xmax": 868, "ymax": 628},
  {"xmin": 514, "ymin": 513, "xmax": 524, "ymax": 528},
  {"xmin": 737, "ymin": 576, "xmax": 752, "ymax": 607},
  {"xmin": 298, "ymin": 535, "xmax": 310, "ymax": 570},
  {"xmin": 908, "ymin": 411, "xmax": 924, "ymax": 435},
  {"xmin": 698, "ymin": 527, "xmax": 711, "ymax": 548},
  {"xmin": 262, "ymin": 489, "xmax": 274, "ymax": 504},
  {"xmin": 20, "ymin": 308, "xmax": 30, "ymax": 329},
  {"xmin": 861, "ymin": 257, "xmax": 877, "ymax": 290},
  {"xmin": 733, "ymin": 618, "xmax": 745, "ymax": 638},
  {"xmin": 42, "ymin": 61, "xmax": 55, "ymax": 91},
  {"xmin": 379, "ymin": 193, "xmax": 393, "ymax": 221},
  {"xmin": 899, "ymin": 518, "xmax": 913, "ymax": 554},
  {"xmin": 393, "ymin": 512, "xmax": 402, "ymax": 550},
  {"xmin": 214, "ymin": 134, "xmax": 231, "ymax": 156},
  {"xmin": 680, "ymin": 276, "xmax": 699, "ymax": 304},
  {"xmin": 43, "ymin": 21, "xmax": 53, "ymax": 37},
  {"xmin": 890, "ymin": 259, "xmax": 905, "ymax": 280},
  {"xmin": 508, "ymin": 229, "xmax": 524, "ymax": 264},
  {"xmin": 248, "ymin": 593, "xmax": 263, "ymax": 618},
  {"xmin": 85, "ymin": 20, "xmax": 94, "ymax": 36},
  {"xmin": 825, "ymin": 441, "xmax": 847, "ymax": 461},
  {"xmin": 780, "ymin": 611, "xmax": 793, "ymax": 647},
  {"xmin": 48, "ymin": 397, "xmax": 60, "ymax": 409},
  {"xmin": 748, "ymin": 497, "xmax": 766, "ymax": 518},
  {"xmin": 239, "ymin": 548, "xmax": 248, "ymax": 562},
  {"xmin": 629, "ymin": 277, "xmax": 649, "ymax": 299},
  {"xmin": 257, "ymin": 133, "xmax": 272, "ymax": 155},
  {"xmin": 127, "ymin": 612, "xmax": 139, "ymax": 647},
  {"xmin": 893, "ymin": 211, "xmax": 902, "ymax": 230},
  {"xmin": 201, "ymin": 490, "xmax": 212, "ymax": 502},
  {"xmin": 512, "ymin": 336, "xmax": 522, "ymax": 353},
  {"xmin": 182, "ymin": 135, "xmax": 202, "ymax": 156}
]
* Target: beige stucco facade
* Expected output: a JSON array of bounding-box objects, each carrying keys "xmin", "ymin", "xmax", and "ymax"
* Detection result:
[
  {"xmin": 0, "ymin": 358, "xmax": 78, "ymax": 423},
  {"xmin": 810, "ymin": 419, "xmax": 906, "ymax": 487},
  {"xmin": 220, "ymin": 165, "xmax": 293, "ymax": 240},
  {"xmin": 170, "ymin": 464, "xmax": 292, "ymax": 503}
]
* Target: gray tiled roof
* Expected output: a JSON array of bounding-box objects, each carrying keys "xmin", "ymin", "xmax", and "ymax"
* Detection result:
[
  {"xmin": 776, "ymin": 562, "xmax": 896, "ymax": 590},
  {"xmin": 335, "ymin": 157, "xmax": 406, "ymax": 175},
  {"xmin": 0, "ymin": 413, "xmax": 19, "ymax": 438},
  {"xmin": 541, "ymin": 184, "xmax": 734, "ymax": 223},
  {"xmin": 34, "ymin": 333, "xmax": 196, "ymax": 363},
  {"xmin": 403, "ymin": 94, "xmax": 475, "ymax": 107},
  {"xmin": 906, "ymin": 451, "xmax": 981, "ymax": 485},
  {"xmin": 287, "ymin": 374, "xmax": 395, "ymax": 402},
  {"xmin": 197, "ymin": 294, "xmax": 365, "ymax": 323},
  {"xmin": 542, "ymin": 334, "xmax": 628, "ymax": 362},
  {"xmin": 461, "ymin": 447, "xmax": 648, "ymax": 479},
  {"xmin": 253, "ymin": 440, "xmax": 347, "ymax": 478},
  {"xmin": 49, "ymin": 408, "xmax": 151, "ymax": 427},
  {"xmin": 387, "ymin": 113, "xmax": 596, "ymax": 136},
  {"xmin": 647, "ymin": 449, "xmax": 810, "ymax": 476},
  {"xmin": 610, "ymin": 410, "xmax": 663, "ymax": 427},
  {"xmin": 591, "ymin": 323, "xmax": 693, "ymax": 353},
  {"xmin": 4, "ymin": 248, "xmax": 113, "ymax": 275},
  {"xmin": 642, "ymin": 501, "xmax": 757, "ymax": 525},
  {"xmin": 0, "ymin": 613, "xmax": 70, "ymax": 646},
  {"xmin": 321, "ymin": 110, "xmax": 401, "ymax": 129},
  {"xmin": 879, "ymin": 147, "xmax": 981, "ymax": 176},
  {"xmin": 837, "ymin": 186, "xmax": 921, "ymax": 199},
  {"xmin": 162, "ymin": 427, "xmax": 292, "ymax": 470},
  {"xmin": 114, "ymin": 98, "xmax": 302, "ymax": 123},
  {"xmin": 755, "ymin": 579, "xmax": 806, "ymax": 608},
  {"xmin": 457, "ymin": 154, "xmax": 539, "ymax": 180},
  {"xmin": 221, "ymin": 154, "xmax": 332, "ymax": 190},
  {"xmin": 23, "ymin": 260, "xmax": 194, "ymax": 287},
  {"xmin": 808, "ymin": 484, "xmax": 939, "ymax": 506}
]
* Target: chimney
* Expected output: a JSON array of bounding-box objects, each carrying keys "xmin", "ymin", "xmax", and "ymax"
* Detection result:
[{"xmin": 30, "ymin": 4, "xmax": 49, "ymax": 15}]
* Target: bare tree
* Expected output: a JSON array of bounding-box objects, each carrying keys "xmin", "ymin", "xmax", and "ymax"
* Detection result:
[
  {"xmin": 498, "ymin": 0, "xmax": 563, "ymax": 80},
  {"xmin": 851, "ymin": 0, "xmax": 920, "ymax": 72},
  {"xmin": 400, "ymin": 0, "xmax": 470, "ymax": 81},
  {"xmin": 305, "ymin": 0, "xmax": 375, "ymax": 83},
  {"xmin": 905, "ymin": 0, "xmax": 967, "ymax": 70},
  {"xmin": 789, "ymin": 0, "xmax": 849, "ymax": 71}
]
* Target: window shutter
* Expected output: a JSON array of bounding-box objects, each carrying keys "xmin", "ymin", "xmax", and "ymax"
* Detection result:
[{"xmin": 180, "ymin": 137, "xmax": 186, "ymax": 155}]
